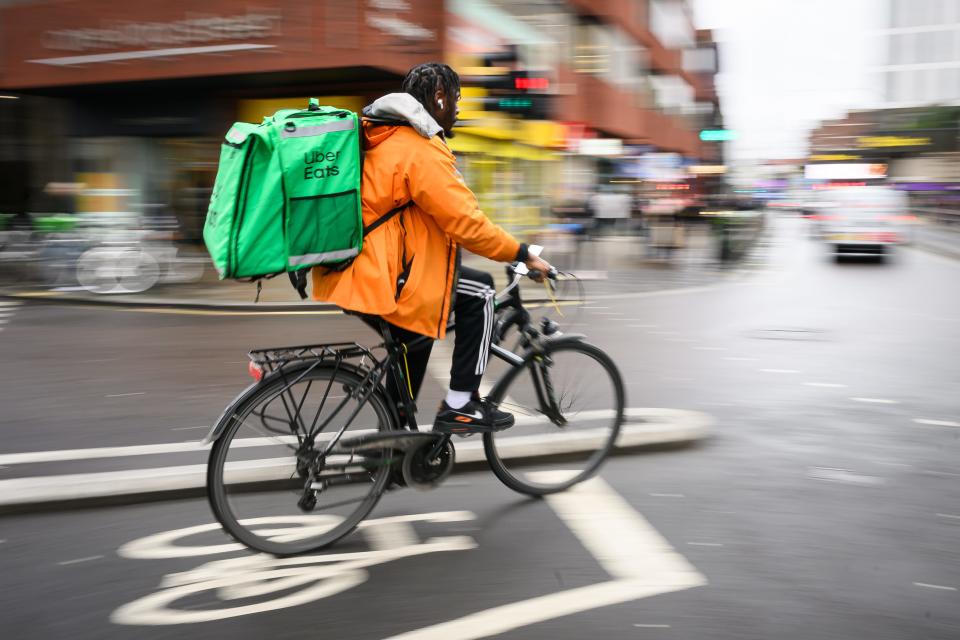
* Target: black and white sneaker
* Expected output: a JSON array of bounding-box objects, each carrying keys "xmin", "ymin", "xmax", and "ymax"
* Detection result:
[{"xmin": 433, "ymin": 399, "xmax": 515, "ymax": 434}]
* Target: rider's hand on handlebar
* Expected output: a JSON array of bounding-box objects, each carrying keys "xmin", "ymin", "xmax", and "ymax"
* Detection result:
[{"xmin": 525, "ymin": 255, "xmax": 553, "ymax": 283}]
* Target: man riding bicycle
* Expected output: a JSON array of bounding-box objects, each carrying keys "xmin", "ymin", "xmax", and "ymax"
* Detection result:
[{"xmin": 311, "ymin": 62, "xmax": 552, "ymax": 434}]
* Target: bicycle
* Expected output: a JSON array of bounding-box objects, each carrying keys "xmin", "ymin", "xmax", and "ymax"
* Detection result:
[{"xmin": 204, "ymin": 261, "xmax": 625, "ymax": 556}]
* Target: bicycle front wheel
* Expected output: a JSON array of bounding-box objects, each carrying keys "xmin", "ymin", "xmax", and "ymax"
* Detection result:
[
  {"xmin": 208, "ymin": 364, "xmax": 395, "ymax": 556},
  {"xmin": 483, "ymin": 340, "xmax": 624, "ymax": 496}
]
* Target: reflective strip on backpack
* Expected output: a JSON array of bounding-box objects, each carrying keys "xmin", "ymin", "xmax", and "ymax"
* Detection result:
[
  {"xmin": 280, "ymin": 119, "xmax": 356, "ymax": 138},
  {"xmin": 288, "ymin": 247, "xmax": 359, "ymax": 266}
]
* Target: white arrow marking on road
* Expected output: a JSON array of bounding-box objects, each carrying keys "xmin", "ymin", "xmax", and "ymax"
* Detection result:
[{"xmin": 383, "ymin": 474, "xmax": 706, "ymax": 640}]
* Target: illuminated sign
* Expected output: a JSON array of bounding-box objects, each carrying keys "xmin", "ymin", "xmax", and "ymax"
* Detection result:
[
  {"xmin": 812, "ymin": 181, "xmax": 866, "ymax": 190},
  {"xmin": 857, "ymin": 135, "xmax": 931, "ymax": 148},
  {"xmin": 810, "ymin": 154, "xmax": 861, "ymax": 161},
  {"xmin": 689, "ymin": 164, "xmax": 727, "ymax": 175},
  {"xmin": 699, "ymin": 129, "xmax": 736, "ymax": 142},
  {"xmin": 655, "ymin": 183, "xmax": 690, "ymax": 190},
  {"xmin": 804, "ymin": 163, "xmax": 887, "ymax": 180},
  {"xmin": 514, "ymin": 77, "xmax": 549, "ymax": 90}
]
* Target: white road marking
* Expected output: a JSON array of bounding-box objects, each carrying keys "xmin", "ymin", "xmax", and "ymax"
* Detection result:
[
  {"xmin": 807, "ymin": 467, "xmax": 884, "ymax": 485},
  {"xmin": 935, "ymin": 513, "xmax": 960, "ymax": 520},
  {"xmin": 384, "ymin": 476, "xmax": 705, "ymax": 640},
  {"xmin": 106, "ymin": 392, "xmax": 146, "ymax": 398},
  {"xmin": 649, "ymin": 493, "xmax": 685, "ymax": 498},
  {"xmin": 687, "ymin": 542, "xmax": 724, "ymax": 547},
  {"xmin": 58, "ymin": 555, "xmax": 103, "ymax": 566},
  {"xmin": 760, "ymin": 368, "xmax": 800, "ymax": 374},
  {"xmin": 804, "ymin": 382, "xmax": 847, "ymax": 388},
  {"xmin": 634, "ymin": 624, "xmax": 672, "ymax": 628},
  {"xmin": 924, "ymin": 470, "xmax": 960, "ymax": 478},
  {"xmin": 722, "ymin": 357, "xmax": 758, "ymax": 362},
  {"xmin": 170, "ymin": 426, "xmax": 209, "ymax": 431},
  {"xmin": 849, "ymin": 397, "xmax": 899, "ymax": 404},
  {"xmin": 0, "ymin": 409, "xmax": 713, "ymax": 506},
  {"xmin": 913, "ymin": 418, "xmax": 960, "ymax": 428},
  {"xmin": 0, "ymin": 407, "xmax": 709, "ymax": 468},
  {"xmin": 913, "ymin": 582, "xmax": 957, "ymax": 591}
]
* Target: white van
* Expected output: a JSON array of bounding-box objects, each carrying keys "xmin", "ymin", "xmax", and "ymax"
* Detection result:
[{"xmin": 821, "ymin": 186, "xmax": 909, "ymax": 259}]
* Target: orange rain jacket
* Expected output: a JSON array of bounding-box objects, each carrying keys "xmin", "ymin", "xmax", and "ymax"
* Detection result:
[{"xmin": 311, "ymin": 121, "xmax": 521, "ymax": 338}]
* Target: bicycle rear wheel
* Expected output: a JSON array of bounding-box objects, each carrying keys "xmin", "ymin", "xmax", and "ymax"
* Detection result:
[
  {"xmin": 207, "ymin": 364, "xmax": 395, "ymax": 556},
  {"xmin": 483, "ymin": 340, "xmax": 624, "ymax": 496}
]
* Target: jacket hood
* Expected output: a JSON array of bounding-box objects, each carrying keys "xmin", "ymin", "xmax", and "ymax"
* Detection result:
[{"xmin": 362, "ymin": 93, "xmax": 443, "ymax": 140}]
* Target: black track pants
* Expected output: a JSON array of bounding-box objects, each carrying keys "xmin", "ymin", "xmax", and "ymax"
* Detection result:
[{"xmin": 365, "ymin": 265, "xmax": 496, "ymax": 407}]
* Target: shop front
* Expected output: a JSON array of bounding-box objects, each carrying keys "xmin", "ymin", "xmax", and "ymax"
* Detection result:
[{"xmin": 0, "ymin": 0, "xmax": 444, "ymax": 238}]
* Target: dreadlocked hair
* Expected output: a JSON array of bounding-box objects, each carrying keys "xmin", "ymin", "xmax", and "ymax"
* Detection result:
[{"xmin": 401, "ymin": 62, "xmax": 460, "ymax": 112}]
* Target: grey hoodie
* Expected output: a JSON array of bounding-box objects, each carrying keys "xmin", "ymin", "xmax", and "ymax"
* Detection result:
[{"xmin": 362, "ymin": 93, "xmax": 443, "ymax": 139}]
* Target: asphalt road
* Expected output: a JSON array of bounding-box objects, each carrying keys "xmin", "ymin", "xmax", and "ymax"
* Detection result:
[{"xmin": 1, "ymin": 215, "xmax": 959, "ymax": 639}]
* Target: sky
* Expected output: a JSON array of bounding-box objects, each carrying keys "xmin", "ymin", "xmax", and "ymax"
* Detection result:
[{"xmin": 691, "ymin": 0, "xmax": 886, "ymax": 164}]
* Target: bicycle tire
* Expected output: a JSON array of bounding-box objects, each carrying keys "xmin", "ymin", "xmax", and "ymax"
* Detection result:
[
  {"xmin": 483, "ymin": 340, "xmax": 624, "ymax": 496},
  {"xmin": 208, "ymin": 364, "xmax": 395, "ymax": 556}
]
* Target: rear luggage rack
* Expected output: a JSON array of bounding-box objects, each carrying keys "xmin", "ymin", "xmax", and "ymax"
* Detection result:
[{"xmin": 248, "ymin": 342, "xmax": 379, "ymax": 373}]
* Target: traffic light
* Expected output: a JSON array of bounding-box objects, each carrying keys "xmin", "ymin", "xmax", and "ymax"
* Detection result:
[
  {"xmin": 460, "ymin": 51, "xmax": 553, "ymax": 121},
  {"xmin": 492, "ymin": 71, "xmax": 552, "ymax": 120}
]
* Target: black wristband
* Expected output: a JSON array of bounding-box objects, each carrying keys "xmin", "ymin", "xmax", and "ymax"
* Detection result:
[{"xmin": 515, "ymin": 243, "xmax": 529, "ymax": 263}]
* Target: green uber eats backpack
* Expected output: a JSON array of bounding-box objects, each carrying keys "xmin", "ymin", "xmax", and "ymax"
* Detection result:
[{"xmin": 203, "ymin": 99, "xmax": 407, "ymax": 299}]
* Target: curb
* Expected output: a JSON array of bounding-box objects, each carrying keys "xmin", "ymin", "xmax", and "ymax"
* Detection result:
[
  {"xmin": 0, "ymin": 290, "xmax": 337, "ymax": 313},
  {"xmin": 0, "ymin": 408, "xmax": 711, "ymax": 514},
  {"xmin": 0, "ymin": 290, "xmax": 580, "ymax": 313}
]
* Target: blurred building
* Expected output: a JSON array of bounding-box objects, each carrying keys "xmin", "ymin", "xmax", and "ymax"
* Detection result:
[
  {"xmin": 0, "ymin": 0, "xmax": 722, "ymax": 241},
  {"xmin": 807, "ymin": 105, "xmax": 960, "ymax": 213},
  {"xmin": 878, "ymin": 0, "xmax": 960, "ymax": 108}
]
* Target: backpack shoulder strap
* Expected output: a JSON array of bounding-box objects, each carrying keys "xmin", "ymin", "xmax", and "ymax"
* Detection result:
[{"xmin": 363, "ymin": 201, "xmax": 411, "ymax": 236}]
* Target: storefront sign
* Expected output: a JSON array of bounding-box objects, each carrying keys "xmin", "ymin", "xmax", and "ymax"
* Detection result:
[
  {"xmin": 857, "ymin": 135, "xmax": 931, "ymax": 149},
  {"xmin": 804, "ymin": 163, "xmax": 887, "ymax": 180},
  {"xmin": 43, "ymin": 11, "xmax": 281, "ymax": 52}
]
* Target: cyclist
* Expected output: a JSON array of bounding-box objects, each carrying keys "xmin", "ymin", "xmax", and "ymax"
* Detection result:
[{"xmin": 312, "ymin": 62, "xmax": 552, "ymax": 434}]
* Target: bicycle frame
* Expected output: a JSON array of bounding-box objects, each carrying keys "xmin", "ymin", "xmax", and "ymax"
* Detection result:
[{"xmin": 202, "ymin": 265, "xmax": 579, "ymax": 449}]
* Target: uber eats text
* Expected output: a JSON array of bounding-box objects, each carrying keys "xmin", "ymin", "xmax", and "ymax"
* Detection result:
[{"xmin": 303, "ymin": 149, "xmax": 341, "ymax": 180}]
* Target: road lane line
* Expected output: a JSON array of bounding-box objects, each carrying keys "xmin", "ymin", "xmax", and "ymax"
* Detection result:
[
  {"xmin": 383, "ymin": 476, "xmax": 706, "ymax": 640},
  {"xmin": 807, "ymin": 467, "xmax": 884, "ymax": 485},
  {"xmin": 804, "ymin": 382, "xmax": 847, "ymax": 388},
  {"xmin": 0, "ymin": 407, "xmax": 710, "ymax": 467},
  {"xmin": 58, "ymin": 555, "xmax": 103, "ymax": 566},
  {"xmin": 0, "ymin": 410, "xmax": 713, "ymax": 506},
  {"xmin": 849, "ymin": 397, "xmax": 900, "ymax": 404},
  {"xmin": 105, "ymin": 392, "xmax": 146, "ymax": 398},
  {"xmin": 913, "ymin": 418, "xmax": 960, "ymax": 427},
  {"xmin": 913, "ymin": 583, "xmax": 957, "ymax": 591}
]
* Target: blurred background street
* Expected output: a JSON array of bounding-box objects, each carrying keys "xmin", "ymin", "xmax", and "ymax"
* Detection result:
[{"xmin": 1, "ymin": 0, "xmax": 959, "ymax": 638}]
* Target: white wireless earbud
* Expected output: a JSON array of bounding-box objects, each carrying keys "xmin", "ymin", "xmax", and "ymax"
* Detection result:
[{"xmin": 438, "ymin": 99, "xmax": 444, "ymax": 109}]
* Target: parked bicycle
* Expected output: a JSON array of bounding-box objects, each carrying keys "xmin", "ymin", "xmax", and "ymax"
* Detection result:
[{"xmin": 204, "ymin": 261, "xmax": 625, "ymax": 556}]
